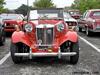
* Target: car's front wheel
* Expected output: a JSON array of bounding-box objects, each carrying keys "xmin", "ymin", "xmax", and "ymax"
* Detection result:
[
  {"xmin": 78, "ymin": 27, "xmax": 82, "ymax": 32},
  {"xmin": 60, "ymin": 41, "xmax": 79, "ymax": 64},
  {"xmin": 70, "ymin": 42, "xmax": 79, "ymax": 64},
  {"xmin": 10, "ymin": 43, "xmax": 23, "ymax": 64}
]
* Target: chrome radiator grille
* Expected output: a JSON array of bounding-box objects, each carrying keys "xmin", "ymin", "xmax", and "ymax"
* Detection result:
[{"xmin": 36, "ymin": 27, "xmax": 54, "ymax": 46}]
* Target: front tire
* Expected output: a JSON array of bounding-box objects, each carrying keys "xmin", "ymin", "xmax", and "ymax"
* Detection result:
[
  {"xmin": 78, "ymin": 27, "xmax": 82, "ymax": 32},
  {"xmin": 10, "ymin": 43, "xmax": 23, "ymax": 64},
  {"xmin": 70, "ymin": 42, "xmax": 79, "ymax": 64}
]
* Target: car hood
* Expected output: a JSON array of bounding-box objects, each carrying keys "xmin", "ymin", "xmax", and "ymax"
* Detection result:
[
  {"xmin": 4, "ymin": 20, "xmax": 17, "ymax": 22},
  {"xmin": 4, "ymin": 20, "xmax": 22, "ymax": 24},
  {"xmin": 30, "ymin": 19, "xmax": 63, "ymax": 25}
]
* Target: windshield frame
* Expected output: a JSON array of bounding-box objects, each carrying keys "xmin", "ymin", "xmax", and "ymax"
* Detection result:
[{"xmin": 29, "ymin": 9, "xmax": 64, "ymax": 20}]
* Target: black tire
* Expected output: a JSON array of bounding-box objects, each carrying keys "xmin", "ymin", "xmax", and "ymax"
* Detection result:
[
  {"xmin": 78, "ymin": 27, "xmax": 82, "ymax": 32},
  {"xmin": 10, "ymin": 43, "xmax": 23, "ymax": 64},
  {"xmin": 70, "ymin": 42, "xmax": 79, "ymax": 64},
  {"xmin": 0, "ymin": 30, "xmax": 6, "ymax": 46}
]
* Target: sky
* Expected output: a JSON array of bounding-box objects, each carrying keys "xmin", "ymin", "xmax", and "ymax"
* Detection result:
[{"xmin": 4, "ymin": 0, "xmax": 75, "ymax": 9}]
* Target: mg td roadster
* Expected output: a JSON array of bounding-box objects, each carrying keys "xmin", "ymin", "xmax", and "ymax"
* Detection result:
[{"xmin": 10, "ymin": 9, "xmax": 79, "ymax": 64}]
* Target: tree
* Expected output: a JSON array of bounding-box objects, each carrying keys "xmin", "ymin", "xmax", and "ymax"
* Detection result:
[
  {"xmin": 15, "ymin": 4, "xmax": 33, "ymax": 16},
  {"xmin": 0, "ymin": 0, "xmax": 6, "ymax": 13},
  {"xmin": 33, "ymin": 0, "xmax": 56, "ymax": 8},
  {"xmin": 71, "ymin": 0, "xmax": 100, "ymax": 13}
]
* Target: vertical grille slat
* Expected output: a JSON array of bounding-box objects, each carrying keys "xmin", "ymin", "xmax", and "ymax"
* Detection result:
[{"xmin": 36, "ymin": 27, "xmax": 54, "ymax": 47}]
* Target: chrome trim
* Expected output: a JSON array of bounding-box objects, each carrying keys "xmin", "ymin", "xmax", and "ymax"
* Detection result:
[
  {"xmin": 15, "ymin": 52, "xmax": 76, "ymax": 57},
  {"xmin": 58, "ymin": 47, "xmax": 61, "ymax": 59},
  {"xmin": 36, "ymin": 24, "xmax": 54, "ymax": 28},
  {"xmin": 36, "ymin": 24, "xmax": 54, "ymax": 48},
  {"xmin": 29, "ymin": 48, "xmax": 32, "ymax": 59}
]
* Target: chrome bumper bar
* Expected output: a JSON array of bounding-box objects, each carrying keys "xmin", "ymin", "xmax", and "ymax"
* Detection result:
[
  {"xmin": 14, "ymin": 52, "xmax": 76, "ymax": 59},
  {"xmin": 14, "ymin": 48, "xmax": 77, "ymax": 59}
]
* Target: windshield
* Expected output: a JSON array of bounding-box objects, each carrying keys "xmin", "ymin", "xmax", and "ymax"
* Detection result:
[
  {"xmin": 92, "ymin": 11, "xmax": 100, "ymax": 16},
  {"xmin": 29, "ymin": 9, "xmax": 63, "ymax": 20},
  {"xmin": 0, "ymin": 14, "xmax": 23, "ymax": 20},
  {"xmin": 63, "ymin": 12, "xmax": 72, "ymax": 18}
]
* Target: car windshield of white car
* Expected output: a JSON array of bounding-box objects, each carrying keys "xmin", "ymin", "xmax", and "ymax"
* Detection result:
[{"xmin": 63, "ymin": 12, "xmax": 72, "ymax": 18}]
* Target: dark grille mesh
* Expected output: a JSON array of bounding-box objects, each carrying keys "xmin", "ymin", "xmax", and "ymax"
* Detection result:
[{"xmin": 36, "ymin": 28, "xmax": 54, "ymax": 46}]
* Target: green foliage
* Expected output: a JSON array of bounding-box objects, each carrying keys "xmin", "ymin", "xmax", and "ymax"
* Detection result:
[
  {"xmin": 71, "ymin": 0, "xmax": 100, "ymax": 13},
  {"xmin": 0, "ymin": 0, "xmax": 6, "ymax": 13},
  {"xmin": 33, "ymin": 0, "xmax": 56, "ymax": 8}
]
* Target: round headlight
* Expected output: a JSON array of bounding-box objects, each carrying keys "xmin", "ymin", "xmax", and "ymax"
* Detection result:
[
  {"xmin": 57, "ymin": 23, "xmax": 64, "ymax": 32},
  {"xmin": 24, "ymin": 23, "xmax": 33, "ymax": 32}
]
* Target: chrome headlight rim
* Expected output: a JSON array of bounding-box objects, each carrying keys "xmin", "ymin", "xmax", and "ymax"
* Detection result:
[
  {"xmin": 56, "ymin": 23, "xmax": 64, "ymax": 32},
  {"xmin": 24, "ymin": 23, "xmax": 33, "ymax": 32}
]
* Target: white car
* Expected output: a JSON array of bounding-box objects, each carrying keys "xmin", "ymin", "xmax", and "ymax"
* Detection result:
[
  {"xmin": 63, "ymin": 12, "xmax": 77, "ymax": 26},
  {"xmin": 63, "ymin": 12, "xmax": 78, "ymax": 30}
]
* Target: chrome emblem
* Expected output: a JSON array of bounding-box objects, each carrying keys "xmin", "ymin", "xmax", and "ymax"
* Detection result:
[
  {"xmin": 47, "ymin": 29, "xmax": 51, "ymax": 34},
  {"xmin": 38, "ymin": 39, "xmax": 42, "ymax": 45}
]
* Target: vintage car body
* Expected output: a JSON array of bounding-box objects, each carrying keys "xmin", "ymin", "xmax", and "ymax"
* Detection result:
[
  {"xmin": 0, "ymin": 14, "xmax": 24, "ymax": 32},
  {"xmin": 68, "ymin": 9, "xmax": 81, "ymax": 19},
  {"xmin": 0, "ymin": 17, "xmax": 5, "ymax": 45},
  {"xmin": 10, "ymin": 9, "xmax": 79, "ymax": 64},
  {"xmin": 63, "ymin": 12, "xmax": 78, "ymax": 30},
  {"xmin": 78, "ymin": 9, "xmax": 100, "ymax": 36}
]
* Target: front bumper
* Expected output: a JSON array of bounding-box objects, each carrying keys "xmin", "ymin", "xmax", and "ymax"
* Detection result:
[{"xmin": 14, "ymin": 48, "xmax": 76, "ymax": 59}]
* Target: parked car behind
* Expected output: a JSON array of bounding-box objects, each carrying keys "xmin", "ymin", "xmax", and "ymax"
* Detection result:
[
  {"xmin": 78, "ymin": 9, "xmax": 100, "ymax": 36},
  {"xmin": 10, "ymin": 8, "xmax": 79, "ymax": 64},
  {"xmin": 0, "ymin": 13, "xmax": 24, "ymax": 32},
  {"xmin": 0, "ymin": 17, "xmax": 5, "ymax": 45},
  {"xmin": 68, "ymin": 9, "xmax": 81, "ymax": 19},
  {"xmin": 63, "ymin": 12, "xmax": 78, "ymax": 30}
]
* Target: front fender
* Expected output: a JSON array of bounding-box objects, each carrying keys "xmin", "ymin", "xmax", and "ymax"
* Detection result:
[
  {"xmin": 59, "ymin": 31, "xmax": 78, "ymax": 45},
  {"xmin": 11, "ymin": 31, "xmax": 31, "ymax": 47}
]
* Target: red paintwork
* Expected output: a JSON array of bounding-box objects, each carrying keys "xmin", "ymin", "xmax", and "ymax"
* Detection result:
[
  {"xmin": 78, "ymin": 9, "xmax": 100, "ymax": 31},
  {"xmin": 71, "ymin": 15, "xmax": 81, "ymax": 19},
  {"xmin": 4, "ymin": 20, "xmax": 23, "ymax": 32},
  {"xmin": 11, "ymin": 19, "xmax": 78, "ymax": 53},
  {"xmin": 59, "ymin": 30, "xmax": 78, "ymax": 46}
]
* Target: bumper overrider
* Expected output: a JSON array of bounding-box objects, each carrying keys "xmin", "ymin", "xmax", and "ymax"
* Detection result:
[{"xmin": 14, "ymin": 47, "xmax": 77, "ymax": 59}]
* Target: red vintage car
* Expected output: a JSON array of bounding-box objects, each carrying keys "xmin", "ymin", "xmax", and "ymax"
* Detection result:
[
  {"xmin": 0, "ymin": 14, "xmax": 24, "ymax": 32},
  {"xmin": 78, "ymin": 9, "xmax": 100, "ymax": 36},
  {"xmin": 10, "ymin": 9, "xmax": 79, "ymax": 64}
]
